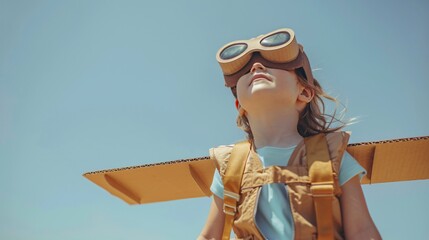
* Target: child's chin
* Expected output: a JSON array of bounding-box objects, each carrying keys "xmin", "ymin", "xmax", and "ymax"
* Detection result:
[{"xmin": 249, "ymin": 84, "xmax": 276, "ymax": 94}]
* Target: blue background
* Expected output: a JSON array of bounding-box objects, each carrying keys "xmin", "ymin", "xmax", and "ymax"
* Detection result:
[{"xmin": 1, "ymin": 1, "xmax": 428, "ymax": 239}]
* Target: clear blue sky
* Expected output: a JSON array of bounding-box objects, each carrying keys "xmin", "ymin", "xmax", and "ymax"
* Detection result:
[{"xmin": 1, "ymin": 1, "xmax": 428, "ymax": 239}]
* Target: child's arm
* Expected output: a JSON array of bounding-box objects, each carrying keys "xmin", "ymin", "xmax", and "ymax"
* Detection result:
[
  {"xmin": 341, "ymin": 175, "xmax": 382, "ymax": 240},
  {"xmin": 197, "ymin": 194, "xmax": 225, "ymax": 240}
]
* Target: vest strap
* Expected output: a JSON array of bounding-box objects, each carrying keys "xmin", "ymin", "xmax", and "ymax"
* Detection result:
[
  {"xmin": 240, "ymin": 166, "xmax": 310, "ymax": 190},
  {"xmin": 305, "ymin": 133, "xmax": 335, "ymax": 240},
  {"xmin": 222, "ymin": 141, "xmax": 250, "ymax": 240}
]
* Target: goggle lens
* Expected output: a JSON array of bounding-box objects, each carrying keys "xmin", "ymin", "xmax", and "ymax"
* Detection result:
[
  {"xmin": 260, "ymin": 32, "xmax": 290, "ymax": 47},
  {"xmin": 220, "ymin": 43, "xmax": 248, "ymax": 60}
]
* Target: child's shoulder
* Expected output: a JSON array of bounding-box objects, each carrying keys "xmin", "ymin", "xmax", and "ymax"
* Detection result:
[
  {"xmin": 324, "ymin": 131, "xmax": 351, "ymax": 176},
  {"xmin": 209, "ymin": 144, "xmax": 234, "ymax": 172},
  {"xmin": 325, "ymin": 131, "xmax": 351, "ymax": 148},
  {"xmin": 209, "ymin": 143, "xmax": 234, "ymax": 159}
]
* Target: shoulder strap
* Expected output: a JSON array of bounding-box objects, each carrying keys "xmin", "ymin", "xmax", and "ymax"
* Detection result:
[
  {"xmin": 221, "ymin": 141, "xmax": 250, "ymax": 240},
  {"xmin": 304, "ymin": 133, "xmax": 335, "ymax": 240}
]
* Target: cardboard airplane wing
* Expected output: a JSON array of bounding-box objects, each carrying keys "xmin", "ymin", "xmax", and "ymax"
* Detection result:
[
  {"xmin": 83, "ymin": 136, "xmax": 429, "ymax": 205},
  {"xmin": 83, "ymin": 157, "xmax": 214, "ymax": 205},
  {"xmin": 346, "ymin": 136, "xmax": 429, "ymax": 184}
]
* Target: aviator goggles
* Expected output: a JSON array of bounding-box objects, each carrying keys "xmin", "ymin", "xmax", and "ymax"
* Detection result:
[{"xmin": 216, "ymin": 28, "xmax": 314, "ymax": 88}]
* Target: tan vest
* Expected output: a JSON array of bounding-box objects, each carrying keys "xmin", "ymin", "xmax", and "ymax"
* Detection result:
[{"xmin": 210, "ymin": 132, "xmax": 350, "ymax": 240}]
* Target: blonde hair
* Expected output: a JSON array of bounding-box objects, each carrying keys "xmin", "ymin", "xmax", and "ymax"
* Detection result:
[{"xmin": 235, "ymin": 68, "xmax": 347, "ymax": 145}]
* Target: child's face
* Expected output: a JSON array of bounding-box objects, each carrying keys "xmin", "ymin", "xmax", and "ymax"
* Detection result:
[{"xmin": 236, "ymin": 62, "xmax": 303, "ymax": 112}]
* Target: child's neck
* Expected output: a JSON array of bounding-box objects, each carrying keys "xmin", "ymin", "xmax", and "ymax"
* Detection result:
[{"xmin": 246, "ymin": 108, "xmax": 303, "ymax": 149}]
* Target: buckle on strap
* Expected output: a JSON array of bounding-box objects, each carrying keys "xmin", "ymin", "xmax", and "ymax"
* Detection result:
[
  {"xmin": 224, "ymin": 190, "xmax": 240, "ymax": 201},
  {"xmin": 223, "ymin": 203, "xmax": 237, "ymax": 216},
  {"xmin": 223, "ymin": 190, "xmax": 240, "ymax": 216},
  {"xmin": 310, "ymin": 183, "xmax": 334, "ymax": 197}
]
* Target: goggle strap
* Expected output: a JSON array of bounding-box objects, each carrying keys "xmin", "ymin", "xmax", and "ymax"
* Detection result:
[
  {"xmin": 301, "ymin": 50, "xmax": 315, "ymax": 85},
  {"xmin": 223, "ymin": 50, "xmax": 314, "ymax": 88}
]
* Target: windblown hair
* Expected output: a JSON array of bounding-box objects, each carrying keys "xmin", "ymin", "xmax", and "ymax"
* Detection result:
[{"xmin": 234, "ymin": 68, "xmax": 348, "ymax": 145}]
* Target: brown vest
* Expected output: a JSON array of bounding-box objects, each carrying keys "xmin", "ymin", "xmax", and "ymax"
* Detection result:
[{"xmin": 210, "ymin": 132, "xmax": 350, "ymax": 240}]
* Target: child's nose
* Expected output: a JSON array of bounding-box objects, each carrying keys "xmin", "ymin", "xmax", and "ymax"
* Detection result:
[{"xmin": 250, "ymin": 62, "xmax": 267, "ymax": 73}]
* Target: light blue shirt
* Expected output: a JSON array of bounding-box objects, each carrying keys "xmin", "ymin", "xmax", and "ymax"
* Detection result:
[{"xmin": 210, "ymin": 145, "xmax": 366, "ymax": 240}]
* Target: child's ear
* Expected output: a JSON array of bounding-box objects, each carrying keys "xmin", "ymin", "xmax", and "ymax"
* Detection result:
[{"xmin": 298, "ymin": 87, "xmax": 314, "ymax": 103}]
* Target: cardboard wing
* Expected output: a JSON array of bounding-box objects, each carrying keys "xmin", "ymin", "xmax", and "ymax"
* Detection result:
[
  {"xmin": 83, "ymin": 136, "xmax": 429, "ymax": 205},
  {"xmin": 83, "ymin": 157, "xmax": 214, "ymax": 205},
  {"xmin": 346, "ymin": 136, "xmax": 429, "ymax": 184}
]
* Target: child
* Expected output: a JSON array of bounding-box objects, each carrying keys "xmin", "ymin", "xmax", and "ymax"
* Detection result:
[{"xmin": 197, "ymin": 28, "xmax": 381, "ymax": 240}]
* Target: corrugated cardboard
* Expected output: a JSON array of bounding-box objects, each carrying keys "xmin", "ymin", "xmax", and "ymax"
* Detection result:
[
  {"xmin": 83, "ymin": 136, "xmax": 429, "ymax": 205},
  {"xmin": 346, "ymin": 136, "xmax": 429, "ymax": 184}
]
